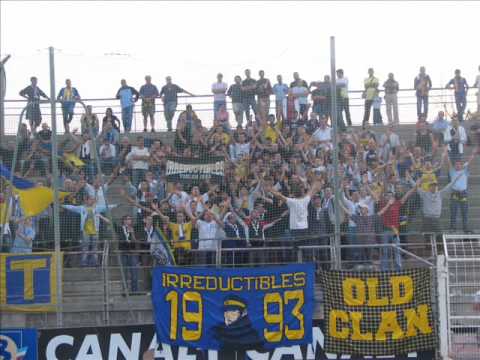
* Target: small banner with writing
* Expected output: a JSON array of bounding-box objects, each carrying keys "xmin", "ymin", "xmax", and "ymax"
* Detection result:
[
  {"xmin": 152, "ymin": 264, "xmax": 315, "ymax": 353},
  {"xmin": 319, "ymin": 269, "xmax": 437, "ymax": 356},
  {"xmin": 166, "ymin": 156, "xmax": 224, "ymax": 184},
  {"xmin": 0, "ymin": 252, "xmax": 61, "ymax": 312}
]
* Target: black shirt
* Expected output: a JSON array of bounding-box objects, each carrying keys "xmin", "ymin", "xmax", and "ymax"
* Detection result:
[
  {"xmin": 241, "ymin": 78, "xmax": 257, "ymax": 99},
  {"xmin": 227, "ymin": 84, "xmax": 243, "ymax": 103},
  {"xmin": 160, "ymin": 84, "xmax": 184, "ymax": 103}
]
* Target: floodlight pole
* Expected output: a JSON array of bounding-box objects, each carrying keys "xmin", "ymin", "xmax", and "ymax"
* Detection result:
[
  {"xmin": 49, "ymin": 46, "xmax": 63, "ymax": 327},
  {"xmin": 330, "ymin": 36, "xmax": 342, "ymax": 270},
  {"xmin": 0, "ymin": 54, "xmax": 10, "ymax": 141}
]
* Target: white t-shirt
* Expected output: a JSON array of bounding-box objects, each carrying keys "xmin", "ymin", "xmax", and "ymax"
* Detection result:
[
  {"xmin": 337, "ymin": 77, "xmax": 349, "ymax": 98},
  {"xmin": 212, "ymin": 82, "xmax": 228, "ymax": 102},
  {"xmin": 286, "ymin": 196, "xmax": 311, "ymax": 230},
  {"xmin": 292, "ymin": 86, "xmax": 309, "ymax": 105},
  {"xmin": 197, "ymin": 219, "xmax": 219, "ymax": 250},
  {"xmin": 312, "ymin": 127, "xmax": 332, "ymax": 143},
  {"xmin": 126, "ymin": 147, "xmax": 149, "ymax": 170},
  {"xmin": 169, "ymin": 191, "xmax": 190, "ymax": 209}
]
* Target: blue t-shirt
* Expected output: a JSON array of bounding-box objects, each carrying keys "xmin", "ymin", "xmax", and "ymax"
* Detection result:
[{"xmin": 273, "ymin": 83, "xmax": 289, "ymax": 101}]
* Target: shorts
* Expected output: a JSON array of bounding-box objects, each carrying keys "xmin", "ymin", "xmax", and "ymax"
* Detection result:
[
  {"xmin": 232, "ymin": 102, "xmax": 243, "ymax": 114},
  {"xmin": 142, "ymin": 99, "xmax": 156, "ymax": 117}
]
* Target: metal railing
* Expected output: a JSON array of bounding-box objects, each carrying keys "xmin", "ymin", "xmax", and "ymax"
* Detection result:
[{"xmin": 2, "ymin": 86, "xmax": 479, "ymax": 134}]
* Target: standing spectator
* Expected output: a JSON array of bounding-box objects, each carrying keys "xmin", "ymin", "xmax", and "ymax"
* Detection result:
[
  {"xmin": 414, "ymin": 66, "xmax": 432, "ymax": 117},
  {"xmin": 57, "ymin": 79, "xmax": 80, "ymax": 134},
  {"xmin": 115, "ymin": 215, "xmax": 139, "ymax": 294},
  {"xmin": 102, "ymin": 107, "xmax": 121, "ymax": 132},
  {"xmin": 416, "ymin": 173, "xmax": 462, "ymax": 235},
  {"xmin": 446, "ymin": 69, "xmax": 469, "ymax": 122},
  {"xmin": 139, "ymin": 75, "xmax": 160, "ymax": 133},
  {"xmin": 383, "ymin": 73, "xmax": 400, "ymax": 124},
  {"xmin": 227, "ymin": 76, "xmax": 244, "ymax": 128},
  {"xmin": 255, "ymin": 70, "xmax": 273, "ymax": 122},
  {"xmin": 336, "ymin": 69, "xmax": 352, "ymax": 127},
  {"xmin": 19, "ymin": 76, "xmax": 49, "ymax": 135},
  {"xmin": 160, "ymin": 76, "xmax": 194, "ymax": 132},
  {"xmin": 98, "ymin": 137, "xmax": 117, "ymax": 175},
  {"xmin": 444, "ymin": 118, "xmax": 467, "ymax": 162},
  {"xmin": 271, "ymin": 181, "xmax": 321, "ymax": 243},
  {"xmin": 11, "ymin": 217, "xmax": 35, "ymax": 253},
  {"xmin": 273, "ymin": 75, "xmax": 288, "ymax": 123},
  {"xmin": 80, "ymin": 105, "xmax": 99, "ymax": 136},
  {"xmin": 362, "ymin": 68, "xmax": 379, "ymax": 127},
  {"xmin": 311, "ymin": 76, "xmax": 331, "ymax": 120},
  {"xmin": 211, "ymin": 73, "xmax": 228, "ymax": 120},
  {"xmin": 431, "ymin": 111, "xmax": 450, "ymax": 145},
  {"xmin": 372, "ymin": 91, "xmax": 383, "ymax": 125},
  {"xmin": 62, "ymin": 197, "xmax": 113, "ymax": 267},
  {"xmin": 195, "ymin": 209, "xmax": 225, "ymax": 265},
  {"xmin": 126, "ymin": 136, "xmax": 150, "ymax": 187},
  {"xmin": 290, "ymin": 72, "xmax": 310, "ymax": 120},
  {"xmin": 474, "ymin": 65, "xmax": 480, "ymax": 113},
  {"xmin": 446, "ymin": 148, "xmax": 477, "ymax": 233},
  {"xmin": 116, "ymin": 79, "xmax": 139, "ymax": 133},
  {"xmin": 241, "ymin": 69, "xmax": 257, "ymax": 121}
]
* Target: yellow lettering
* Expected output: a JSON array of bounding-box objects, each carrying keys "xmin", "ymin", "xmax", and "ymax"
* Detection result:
[
  {"xmin": 282, "ymin": 273, "xmax": 293, "ymax": 288},
  {"xmin": 343, "ymin": 278, "xmax": 365, "ymax": 306},
  {"xmin": 231, "ymin": 277, "xmax": 243, "ymax": 291},
  {"xmin": 367, "ymin": 278, "xmax": 389, "ymax": 306},
  {"xmin": 10, "ymin": 259, "xmax": 47, "ymax": 300},
  {"xmin": 271, "ymin": 275, "xmax": 282, "ymax": 290},
  {"xmin": 375, "ymin": 311, "xmax": 404, "ymax": 341},
  {"xmin": 350, "ymin": 312, "xmax": 373, "ymax": 341},
  {"xmin": 206, "ymin": 276, "xmax": 217, "ymax": 291},
  {"xmin": 329, "ymin": 310, "xmax": 350, "ymax": 339},
  {"xmin": 293, "ymin": 272, "xmax": 306, "ymax": 287},
  {"xmin": 244, "ymin": 277, "xmax": 255, "ymax": 290},
  {"xmin": 166, "ymin": 274, "xmax": 179, "ymax": 288},
  {"xmin": 260, "ymin": 276, "xmax": 270, "ymax": 290},
  {"xmin": 390, "ymin": 276, "xmax": 413, "ymax": 305},
  {"xmin": 404, "ymin": 305, "xmax": 432, "ymax": 337},
  {"xmin": 180, "ymin": 274, "xmax": 193, "ymax": 289},
  {"xmin": 219, "ymin": 277, "xmax": 231, "ymax": 291}
]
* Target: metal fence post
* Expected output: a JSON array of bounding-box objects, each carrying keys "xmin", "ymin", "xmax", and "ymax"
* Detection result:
[{"xmin": 436, "ymin": 255, "xmax": 449, "ymax": 359}]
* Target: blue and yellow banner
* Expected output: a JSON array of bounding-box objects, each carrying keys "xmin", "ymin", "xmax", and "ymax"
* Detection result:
[
  {"xmin": 0, "ymin": 164, "xmax": 69, "ymax": 217},
  {"xmin": 0, "ymin": 252, "xmax": 62, "ymax": 312},
  {"xmin": 152, "ymin": 264, "xmax": 315, "ymax": 352}
]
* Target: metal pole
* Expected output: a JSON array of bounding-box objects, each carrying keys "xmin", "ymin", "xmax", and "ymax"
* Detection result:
[
  {"xmin": 49, "ymin": 46, "xmax": 63, "ymax": 327},
  {"xmin": 0, "ymin": 55, "xmax": 10, "ymax": 142},
  {"xmin": 329, "ymin": 36, "xmax": 342, "ymax": 270}
]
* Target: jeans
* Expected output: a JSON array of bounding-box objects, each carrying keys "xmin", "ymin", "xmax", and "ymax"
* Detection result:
[
  {"xmin": 385, "ymin": 93, "xmax": 399, "ymax": 124},
  {"xmin": 363, "ymin": 100, "xmax": 373, "ymax": 126},
  {"xmin": 132, "ymin": 168, "xmax": 147, "ymax": 187},
  {"xmin": 450, "ymin": 197, "xmax": 468, "ymax": 231},
  {"xmin": 373, "ymin": 108, "xmax": 383, "ymax": 125},
  {"xmin": 121, "ymin": 254, "xmax": 139, "ymax": 293},
  {"xmin": 313, "ymin": 102, "xmax": 330, "ymax": 118},
  {"xmin": 242, "ymin": 97, "xmax": 257, "ymax": 120},
  {"xmin": 455, "ymin": 93, "xmax": 467, "ymax": 122},
  {"xmin": 121, "ymin": 105, "xmax": 134, "ymax": 132},
  {"xmin": 346, "ymin": 226, "xmax": 366, "ymax": 265},
  {"xmin": 164, "ymin": 101, "xmax": 177, "ymax": 131},
  {"xmin": 62, "ymin": 107, "xmax": 74, "ymax": 126},
  {"xmin": 81, "ymin": 233, "xmax": 99, "ymax": 267},
  {"xmin": 339, "ymin": 97, "xmax": 352, "ymax": 126},
  {"xmin": 381, "ymin": 230, "xmax": 402, "ymax": 271},
  {"xmin": 416, "ymin": 95, "xmax": 429, "ymax": 117},
  {"xmin": 213, "ymin": 100, "xmax": 226, "ymax": 120}
]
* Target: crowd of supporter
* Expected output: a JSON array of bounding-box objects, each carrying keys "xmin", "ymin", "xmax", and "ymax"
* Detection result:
[{"xmin": 1, "ymin": 66, "xmax": 480, "ymax": 286}]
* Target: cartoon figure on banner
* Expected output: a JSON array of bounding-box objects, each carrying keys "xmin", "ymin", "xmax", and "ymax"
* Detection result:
[
  {"xmin": 212, "ymin": 295, "xmax": 264, "ymax": 351},
  {"xmin": 0, "ymin": 334, "xmax": 28, "ymax": 360}
]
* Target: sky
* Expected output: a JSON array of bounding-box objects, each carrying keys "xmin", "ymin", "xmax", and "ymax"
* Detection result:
[{"xmin": 1, "ymin": 1, "xmax": 479, "ymax": 132}]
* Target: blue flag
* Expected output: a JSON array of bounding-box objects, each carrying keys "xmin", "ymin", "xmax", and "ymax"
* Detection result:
[{"xmin": 152, "ymin": 264, "xmax": 315, "ymax": 351}]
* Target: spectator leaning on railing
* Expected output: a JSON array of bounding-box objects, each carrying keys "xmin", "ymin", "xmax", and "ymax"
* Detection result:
[
  {"xmin": 19, "ymin": 76, "xmax": 50, "ymax": 135},
  {"xmin": 446, "ymin": 69, "xmax": 469, "ymax": 122},
  {"xmin": 139, "ymin": 75, "xmax": 160, "ymax": 133},
  {"xmin": 414, "ymin": 66, "xmax": 432, "ymax": 118},
  {"xmin": 57, "ymin": 78, "xmax": 81, "ymax": 134},
  {"xmin": 116, "ymin": 79, "xmax": 139, "ymax": 133}
]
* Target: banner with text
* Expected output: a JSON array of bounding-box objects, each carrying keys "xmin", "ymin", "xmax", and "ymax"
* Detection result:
[
  {"xmin": 319, "ymin": 269, "xmax": 437, "ymax": 355},
  {"xmin": 152, "ymin": 264, "xmax": 315, "ymax": 352},
  {"xmin": 0, "ymin": 252, "xmax": 61, "ymax": 312},
  {"xmin": 166, "ymin": 156, "xmax": 224, "ymax": 184}
]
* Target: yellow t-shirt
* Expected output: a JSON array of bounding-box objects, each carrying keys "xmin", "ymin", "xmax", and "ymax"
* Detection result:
[
  {"xmin": 168, "ymin": 222, "xmax": 192, "ymax": 250},
  {"xmin": 84, "ymin": 208, "xmax": 97, "ymax": 235},
  {"xmin": 420, "ymin": 169, "xmax": 437, "ymax": 192},
  {"xmin": 364, "ymin": 77, "xmax": 379, "ymax": 100},
  {"xmin": 263, "ymin": 126, "xmax": 278, "ymax": 144}
]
